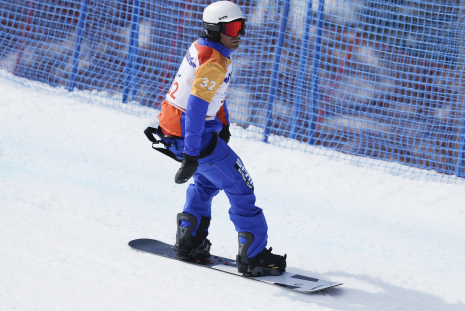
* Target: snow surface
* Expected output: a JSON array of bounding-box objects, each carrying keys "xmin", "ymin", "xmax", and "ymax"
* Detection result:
[{"xmin": 1, "ymin": 76, "xmax": 465, "ymax": 311}]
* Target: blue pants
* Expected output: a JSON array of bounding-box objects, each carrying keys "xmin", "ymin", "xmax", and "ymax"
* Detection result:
[{"xmin": 164, "ymin": 133, "xmax": 268, "ymax": 258}]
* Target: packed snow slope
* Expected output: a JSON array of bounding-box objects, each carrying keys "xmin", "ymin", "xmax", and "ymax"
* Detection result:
[{"xmin": 1, "ymin": 77, "xmax": 465, "ymax": 311}]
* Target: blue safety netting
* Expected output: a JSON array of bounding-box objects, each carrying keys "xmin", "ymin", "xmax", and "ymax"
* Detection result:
[{"xmin": 1, "ymin": 0, "xmax": 464, "ymax": 182}]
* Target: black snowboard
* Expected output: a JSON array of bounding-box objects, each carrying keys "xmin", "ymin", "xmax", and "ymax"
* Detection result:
[{"xmin": 129, "ymin": 238, "xmax": 342, "ymax": 294}]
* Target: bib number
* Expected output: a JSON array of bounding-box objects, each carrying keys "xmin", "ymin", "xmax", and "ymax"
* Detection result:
[{"xmin": 200, "ymin": 78, "xmax": 216, "ymax": 91}]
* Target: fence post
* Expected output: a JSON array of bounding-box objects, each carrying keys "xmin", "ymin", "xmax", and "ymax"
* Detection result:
[
  {"xmin": 263, "ymin": 0, "xmax": 290, "ymax": 143},
  {"xmin": 308, "ymin": 0, "xmax": 325, "ymax": 146},
  {"xmin": 290, "ymin": 0, "xmax": 313, "ymax": 140},
  {"xmin": 122, "ymin": 0, "xmax": 141, "ymax": 103},
  {"xmin": 457, "ymin": 117, "xmax": 465, "ymax": 177},
  {"xmin": 68, "ymin": 0, "xmax": 88, "ymax": 92},
  {"xmin": 13, "ymin": 0, "xmax": 37, "ymax": 76},
  {"xmin": 455, "ymin": 6, "xmax": 465, "ymax": 178}
]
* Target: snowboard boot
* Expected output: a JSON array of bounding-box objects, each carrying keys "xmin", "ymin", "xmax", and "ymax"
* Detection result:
[
  {"xmin": 236, "ymin": 232, "xmax": 287, "ymax": 277},
  {"xmin": 173, "ymin": 213, "xmax": 212, "ymax": 264}
]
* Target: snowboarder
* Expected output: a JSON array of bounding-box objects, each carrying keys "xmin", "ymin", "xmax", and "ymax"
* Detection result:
[{"xmin": 154, "ymin": 1, "xmax": 286, "ymax": 277}]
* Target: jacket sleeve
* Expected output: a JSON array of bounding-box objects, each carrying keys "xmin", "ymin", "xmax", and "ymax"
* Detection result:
[
  {"xmin": 216, "ymin": 100, "xmax": 229, "ymax": 125},
  {"xmin": 184, "ymin": 62, "xmax": 225, "ymax": 157}
]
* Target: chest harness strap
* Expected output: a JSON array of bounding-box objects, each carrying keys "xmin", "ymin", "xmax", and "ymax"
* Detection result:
[{"xmin": 144, "ymin": 126, "xmax": 217, "ymax": 163}]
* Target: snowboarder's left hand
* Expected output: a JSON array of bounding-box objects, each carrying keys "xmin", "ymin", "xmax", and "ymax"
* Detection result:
[
  {"xmin": 175, "ymin": 154, "xmax": 199, "ymax": 184},
  {"xmin": 218, "ymin": 124, "xmax": 231, "ymax": 144}
]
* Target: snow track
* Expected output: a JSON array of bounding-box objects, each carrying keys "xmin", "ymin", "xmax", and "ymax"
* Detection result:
[{"xmin": 1, "ymin": 77, "xmax": 464, "ymax": 310}]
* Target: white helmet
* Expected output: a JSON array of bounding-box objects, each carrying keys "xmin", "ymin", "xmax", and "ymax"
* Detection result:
[
  {"xmin": 202, "ymin": 1, "xmax": 246, "ymax": 41},
  {"xmin": 203, "ymin": 1, "xmax": 245, "ymax": 24}
]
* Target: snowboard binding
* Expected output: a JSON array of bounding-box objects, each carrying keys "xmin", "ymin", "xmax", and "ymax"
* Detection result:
[
  {"xmin": 173, "ymin": 213, "xmax": 212, "ymax": 264},
  {"xmin": 236, "ymin": 232, "xmax": 287, "ymax": 277}
]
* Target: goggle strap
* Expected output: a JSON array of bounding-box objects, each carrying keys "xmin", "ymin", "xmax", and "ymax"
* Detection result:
[{"xmin": 204, "ymin": 22, "xmax": 220, "ymax": 32}]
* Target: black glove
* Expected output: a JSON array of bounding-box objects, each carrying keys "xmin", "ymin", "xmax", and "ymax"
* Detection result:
[
  {"xmin": 218, "ymin": 124, "xmax": 231, "ymax": 144},
  {"xmin": 175, "ymin": 154, "xmax": 199, "ymax": 184}
]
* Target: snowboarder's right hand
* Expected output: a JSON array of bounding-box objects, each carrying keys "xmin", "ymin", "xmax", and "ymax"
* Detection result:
[{"xmin": 175, "ymin": 154, "xmax": 199, "ymax": 184}]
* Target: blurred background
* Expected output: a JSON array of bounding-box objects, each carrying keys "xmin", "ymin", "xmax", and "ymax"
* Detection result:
[{"xmin": 1, "ymin": 0, "xmax": 464, "ymax": 181}]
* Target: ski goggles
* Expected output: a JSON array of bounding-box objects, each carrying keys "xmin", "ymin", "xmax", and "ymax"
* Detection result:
[{"xmin": 222, "ymin": 19, "xmax": 246, "ymax": 37}]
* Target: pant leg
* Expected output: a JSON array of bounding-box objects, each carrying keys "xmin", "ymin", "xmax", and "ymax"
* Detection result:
[
  {"xmin": 164, "ymin": 133, "xmax": 220, "ymax": 236},
  {"xmin": 198, "ymin": 138, "xmax": 268, "ymax": 258},
  {"xmin": 182, "ymin": 172, "xmax": 220, "ymax": 235}
]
